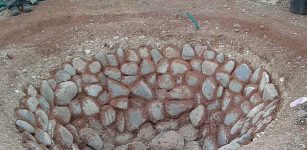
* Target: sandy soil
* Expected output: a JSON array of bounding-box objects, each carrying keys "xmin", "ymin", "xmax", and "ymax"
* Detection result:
[{"xmin": 0, "ymin": 0, "xmax": 306, "ymax": 149}]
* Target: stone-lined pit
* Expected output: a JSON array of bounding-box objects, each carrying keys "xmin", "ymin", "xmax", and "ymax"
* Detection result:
[{"xmin": 14, "ymin": 44, "xmax": 280, "ymax": 150}]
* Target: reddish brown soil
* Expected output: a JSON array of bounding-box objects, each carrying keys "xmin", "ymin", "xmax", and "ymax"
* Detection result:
[{"xmin": 0, "ymin": 0, "xmax": 306, "ymax": 149}]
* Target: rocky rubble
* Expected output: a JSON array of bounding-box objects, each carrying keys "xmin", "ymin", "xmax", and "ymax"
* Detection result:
[{"xmin": 14, "ymin": 44, "xmax": 280, "ymax": 150}]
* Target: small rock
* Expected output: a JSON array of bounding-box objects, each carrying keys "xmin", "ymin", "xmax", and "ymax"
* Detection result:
[
  {"xmin": 168, "ymin": 85, "xmax": 193, "ymax": 99},
  {"xmin": 126, "ymin": 108, "xmax": 146, "ymax": 131},
  {"xmin": 16, "ymin": 120, "xmax": 35, "ymax": 134},
  {"xmin": 69, "ymin": 101, "xmax": 82, "ymax": 116},
  {"xmin": 203, "ymin": 137, "xmax": 218, "ymax": 150},
  {"xmin": 147, "ymin": 101, "xmax": 164, "ymax": 123},
  {"xmin": 182, "ymin": 44, "xmax": 195, "ymax": 60},
  {"xmin": 55, "ymin": 125, "xmax": 73, "ymax": 148},
  {"xmin": 170, "ymin": 59, "xmax": 190, "ymax": 75},
  {"xmin": 218, "ymin": 142, "xmax": 240, "ymax": 150},
  {"xmin": 52, "ymin": 106, "xmax": 71, "ymax": 124},
  {"xmin": 82, "ymin": 74, "xmax": 99, "ymax": 83},
  {"xmin": 157, "ymin": 58, "xmax": 170, "ymax": 73},
  {"xmin": 94, "ymin": 52, "xmax": 108, "ymax": 67},
  {"xmin": 234, "ymin": 64, "xmax": 252, "ymax": 82},
  {"xmin": 224, "ymin": 110, "xmax": 240, "ymax": 126},
  {"xmin": 121, "ymin": 75, "xmax": 138, "ymax": 85},
  {"xmin": 150, "ymin": 49, "xmax": 163, "ymax": 64},
  {"xmin": 104, "ymin": 67, "xmax": 122, "ymax": 81},
  {"xmin": 217, "ymin": 126, "xmax": 229, "ymax": 147},
  {"xmin": 110, "ymin": 98, "xmax": 129, "ymax": 110},
  {"xmin": 40, "ymin": 80, "xmax": 54, "ymax": 104},
  {"xmin": 35, "ymin": 129, "xmax": 51, "ymax": 146},
  {"xmin": 157, "ymin": 74, "xmax": 175, "ymax": 90},
  {"xmin": 247, "ymin": 103, "xmax": 265, "ymax": 118},
  {"xmin": 106, "ymin": 54, "xmax": 119, "ymax": 67},
  {"xmin": 26, "ymin": 97, "xmax": 39, "ymax": 112},
  {"xmin": 223, "ymin": 60, "xmax": 236, "ymax": 73},
  {"xmin": 262, "ymin": 84, "xmax": 278, "ymax": 101},
  {"xmin": 184, "ymin": 141, "xmax": 201, "ymax": 150},
  {"xmin": 216, "ymin": 72, "xmax": 230, "ymax": 87},
  {"xmin": 216, "ymin": 53, "xmax": 225, "ymax": 64},
  {"xmin": 189, "ymin": 105, "xmax": 206, "ymax": 127},
  {"xmin": 150, "ymin": 130, "xmax": 184, "ymax": 150},
  {"xmin": 27, "ymin": 85, "xmax": 37, "ymax": 97},
  {"xmin": 178, "ymin": 124, "xmax": 198, "ymax": 141},
  {"xmin": 138, "ymin": 46, "xmax": 150, "ymax": 58},
  {"xmin": 82, "ymin": 98, "xmax": 100, "ymax": 116},
  {"xmin": 155, "ymin": 120, "xmax": 178, "ymax": 132},
  {"xmin": 190, "ymin": 59, "xmax": 202, "ymax": 72},
  {"xmin": 126, "ymin": 50, "xmax": 140, "ymax": 62},
  {"xmin": 202, "ymin": 78, "xmax": 216, "ymax": 101},
  {"xmin": 84, "ymin": 85, "xmax": 102, "ymax": 97},
  {"xmin": 140, "ymin": 58, "xmax": 155, "ymax": 75},
  {"xmin": 195, "ymin": 45, "xmax": 207, "ymax": 57},
  {"xmin": 116, "ymin": 133, "xmax": 133, "ymax": 145},
  {"xmin": 259, "ymin": 72, "xmax": 270, "ymax": 92},
  {"xmin": 204, "ymin": 50, "xmax": 216, "ymax": 60},
  {"xmin": 89, "ymin": 61, "xmax": 102, "ymax": 74},
  {"xmin": 202, "ymin": 61, "xmax": 218, "ymax": 75},
  {"xmin": 229, "ymin": 79, "xmax": 243, "ymax": 94},
  {"xmin": 72, "ymin": 58, "xmax": 86, "ymax": 73},
  {"xmin": 100, "ymin": 105, "xmax": 117, "ymax": 126},
  {"xmin": 131, "ymin": 80, "xmax": 153, "ymax": 100},
  {"xmin": 55, "ymin": 70, "xmax": 71, "ymax": 83},
  {"xmin": 15, "ymin": 109, "xmax": 36, "ymax": 126},
  {"xmin": 55, "ymin": 81, "xmax": 78, "ymax": 106},
  {"xmin": 230, "ymin": 119, "xmax": 245, "ymax": 135},
  {"xmin": 162, "ymin": 45, "xmax": 180, "ymax": 59},
  {"xmin": 120, "ymin": 62, "xmax": 139, "ymax": 76},
  {"xmin": 36, "ymin": 108, "xmax": 49, "ymax": 131},
  {"xmin": 79, "ymin": 128, "xmax": 104, "ymax": 150},
  {"xmin": 108, "ymin": 80, "xmax": 130, "ymax": 98},
  {"xmin": 165, "ymin": 100, "xmax": 194, "ymax": 118},
  {"xmin": 250, "ymin": 68, "xmax": 262, "ymax": 83},
  {"xmin": 63, "ymin": 64, "xmax": 76, "ymax": 76}
]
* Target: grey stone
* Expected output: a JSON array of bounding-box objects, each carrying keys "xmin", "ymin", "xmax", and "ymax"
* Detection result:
[
  {"xmin": 26, "ymin": 140, "xmax": 45, "ymax": 150},
  {"xmin": 244, "ymin": 85, "xmax": 257, "ymax": 97},
  {"xmin": 72, "ymin": 58, "xmax": 86, "ymax": 73},
  {"xmin": 135, "ymin": 124, "xmax": 156, "ymax": 143},
  {"xmin": 262, "ymin": 84, "xmax": 278, "ymax": 101},
  {"xmin": 55, "ymin": 81, "xmax": 78, "ymax": 106},
  {"xmin": 259, "ymin": 72, "xmax": 270, "ymax": 92},
  {"xmin": 22, "ymin": 131, "xmax": 37, "ymax": 142},
  {"xmin": 15, "ymin": 109, "xmax": 36, "ymax": 126},
  {"xmin": 72, "ymin": 75, "xmax": 82, "ymax": 92},
  {"xmin": 131, "ymin": 80, "xmax": 153, "ymax": 100},
  {"xmin": 106, "ymin": 54, "xmax": 119, "ymax": 67},
  {"xmin": 27, "ymin": 85, "xmax": 37, "ymax": 97},
  {"xmin": 110, "ymin": 98, "xmax": 129, "ymax": 110},
  {"xmin": 69, "ymin": 101, "xmax": 82, "ymax": 116},
  {"xmin": 189, "ymin": 105, "xmax": 205, "ymax": 127},
  {"xmin": 240, "ymin": 119, "xmax": 251, "ymax": 135},
  {"xmin": 203, "ymin": 137, "xmax": 218, "ymax": 150},
  {"xmin": 163, "ymin": 46, "xmax": 180, "ymax": 59},
  {"xmin": 37, "ymin": 96, "xmax": 50, "ymax": 114},
  {"xmin": 97, "ymin": 91, "xmax": 110, "ymax": 105},
  {"xmin": 229, "ymin": 80, "xmax": 243, "ymax": 94},
  {"xmin": 82, "ymin": 74, "xmax": 99, "ymax": 83},
  {"xmin": 155, "ymin": 120, "xmax": 178, "ymax": 132},
  {"xmin": 234, "ymin": 64, "xmax": 252, "ymax": 82},
  {"xmin": 40, "ymin": 80, "xmax": 54, "ymax": 104},
  {"xmin": 202, "ymin": 78, "xmax": 216, "ymax": 101},
  {"xmin": 127, "ymin": 142, "xmax": 149, "ymax": 150},
  {"xmin": 89, "ymin": 61, "xmax": 102, "ymax": 74},
  {"xmin": 218, "ymin": 142, "xmax": 240, "ymax": 150},
  {"xmin": 116, "ymin": 48, "xmax": 126, "ymax": 62},
  {"xmin": 126, "ymin": 50, "xmax": 140, "ymax": 62},
  {"xmin": 108, "ymin": 80, "xmax": 130, "ymax": 98},
  {"xmin": 104, "ymin": 67, "xmax": 121, "ymax": 81},
  {"xmin": 56, "ymin": 125, "xmax": 73, "ymax": 148},
  {"xmin": 36, "ymin": 108, "xmax": 49, "ymax": 131},
  {"xmin": 16, "ymin": 120, "xmax": 35, "ymax": 133},
  {"xmin": 121, "ymin": 75, "xmax": 138, "ymax": 85},
  {"xmin": 157, "ymin": 58, "xmax": 169, "ymax": 73},
  {"xmin": 47, "ymin": 120, "xmax": 56, "ymax": 138},
  {"xmin": 241, "ymin": 101, "xmax": 251, "ymax": 115},
  {"xmin": 216, "ymin": 53, "xmax": 225, "ymax": 64},
  {"xmin": 98, "ymin": 73, "xmax": 107, "ymax": 86},
  {"xmin": 250, "ymin": 68, "xmax": 261, "ymax": 83},
  {"xmin": 138, "ymin": 47, "xmax": 150, "ymax": 58},
  {"xmin": 52, "ymin": 106, "xmax": 71, "ymax": 124},
  {"xmin": 249, "ymin": 93, "xmax": 261, "ymax": 105},
  {"xmin": 79, "ymin": 128, "xmax": 104, "ymax": 150},
  {"xmin": 190, "ymin": 59, "xmax": 202, "ymax": 72},
  {"xmin": 223, "ymin": 60, "xmax": 235, "ymax": 73},
  {"xmin": 230, "ymin": 119, "xmax": 245, "ymax": 135},
  {"xmin": 147, "ymin": 102, "xmax": 164, "ymax": 122},
  {"xmin": 150, "ymin": 49, "xmax": 163, "ymax": 64},
  {"xmin": 147, "ymin": 74, "xmax": 157, "ymax": 85},
  {"xmin": 202, "ymin": 61, "xmax": 218, "ymax": 75},
  {"xmin": 247, "ymin": 103, "xmax": 265, "ymax": 118},
  {"xmin": 216, "ymin": 86, "xmax": 224, "ymax": 98},
  {"xmin": 26, "ymin": 97, "xmax": 39, "ymax": 112},
  {"xmin": 165, "ymin": 101, "xmax": 193, "ymax": 117},
  {"xmin": 185, "ymin": 141, "xmax": 201, "ymax": 150},
  {"xmin": 116, "ymin": 113, "xmax": 125, "ymax": 132},
  {"xmin": 140, "ymin": 59, "xmax": 155, "ymax": 75},
  {"xmin": 157, "ymin": 74, "xmax": 175, "ymax": 90},
  {"xmin": 207, "ymin": 101, "xmax": 220, "ymax": 112},
  {"xmin": 120, "ymin": 62, "xmax": 139, "ymax": 75},
  {"xmin": 63, "ymin": 64, "xmax": 76, "ymax": 76},
  {"xmin": 168, "ymin": 85, "xmax": 193, "ymax": 99},
  {"xmin": 71, "ymin": 144, "xmax": 80, "ymax": 150},
  {"xmin": 94, "ymin": 52, "xmax": 108, "ymax": 66},
  {"xmin": 82, "ymin": 98, "xmax": 100, "ymax": 116},
  {"xmin": 204, "ymin": 50, "xmax": 215, "ymax": 60},
  {"xmin": 150, "ymin": 130, "xmax": 184, "ymax": 150},
  {"xmin": 85, "ymin": 85, "xmax": 102, "ymax": 97},
  {"xmin": 55, "ymin": 70, "xmax": 71, "ymax": 83},
  {"xmin": 217, "ymin": 126, "xmax": 228, "ymax": 147},
  {"xmin": 252, "ymin": 111, "xmax": 264, "ymax": 125},
  {"xmin": 182, "ymin": 44, "xmax": 195, "ymax": 60},
  {"xmin": 216, "ymin": 72, "xmax": 230, "ymax": 87},
  {"xmin": 100, "ymin": 106, "xmax": 116, "ymax": 126},
  {"xmin": 236, "ymin": 133, "xmax": 252, "ymax": 145},
  {"xmin": 170, "ymin": 59, "xmax": 189, "ymax": 75},
  {"xmin": 126, "ymin": 108, "xmax": 146, "ymax": 131},
  {"xmin": 222, "ymin": 91, "xmax": 233, "ymax": 111},
  {"xmin": 35, "ymin": 129, "xmax": 51, "ymax": 146},
  {"xmin": 178, "ymin": 124, "xmax": 198, "ymax": 141},
  {"xmin": 116, "ymin": 133, "xmax": 132, "ymax": 145},
  {"xmin": 224, "ymin": 111, "xmax": 239, "ymax": 126}
]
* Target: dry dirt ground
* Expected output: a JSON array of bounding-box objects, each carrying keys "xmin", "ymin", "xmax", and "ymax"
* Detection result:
[{"xmin": 0, "ymin": 0, "xmax": 306, "ymax": 149}]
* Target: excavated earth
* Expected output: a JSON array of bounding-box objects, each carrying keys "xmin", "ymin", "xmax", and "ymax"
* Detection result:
[{"xmin": 0, "ymin": 0, "xmax": 307, "ymax": 150}]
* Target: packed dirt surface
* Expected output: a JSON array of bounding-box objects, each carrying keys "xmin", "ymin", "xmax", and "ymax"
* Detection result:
[{"xmin": 0, "ymin": 0, "xmax": 306, "ymax": 149}]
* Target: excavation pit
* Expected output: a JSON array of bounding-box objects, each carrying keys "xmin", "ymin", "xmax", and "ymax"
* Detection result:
[{"xmin": 14, "ymin": 44, "xmax": 280, "ymax": 150}]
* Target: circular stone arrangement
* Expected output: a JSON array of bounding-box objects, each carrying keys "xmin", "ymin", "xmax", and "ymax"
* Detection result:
[{"xmin": 15, "ymin": 44, "xmax": 280, "ymax": 150}]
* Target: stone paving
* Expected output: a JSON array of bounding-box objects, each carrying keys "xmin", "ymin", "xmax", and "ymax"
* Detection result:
[{"xmin": 14, "ymin": 44, "xmax": 280, "ymax": 150}]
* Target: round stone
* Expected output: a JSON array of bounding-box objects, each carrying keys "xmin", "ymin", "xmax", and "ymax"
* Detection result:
[
  {"xmin": 55, "ymin": 81, "xmax": 78, "ymax": 106},
  {"xmin": 234, "ymin": 63, "xmax": 252, "ymax": 82},
  {"xmin": 182, "ymin": 44, "xmax": 195, "ymax": 60},
  {"xmin": 52, "ymin": 106, "xmax": 71, "ymax": 124},
  {"xmin": 202, "ymin": 61, "xmax": 218, "ymax": 75},
  {"xmin": 89, "ymin": 61, "xmax": 102, "ymax": 74},
  {"xmin": 120, "ymin": 62, "xmax": 139, "ymax": 75},
  {"xmin": 79, "ymin": 128, "xmax": 104, "ymax": 150},
  {"xmin": 16, "ymin": 120, "xmax": 35, "ymax": 133},
  {"xmin": 150, "ymin": 130, "xmax": 184, "ymax": 150},
  {"xmin": 82, "ymin": 98, "xmax": 100, "ymax": 116}
]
